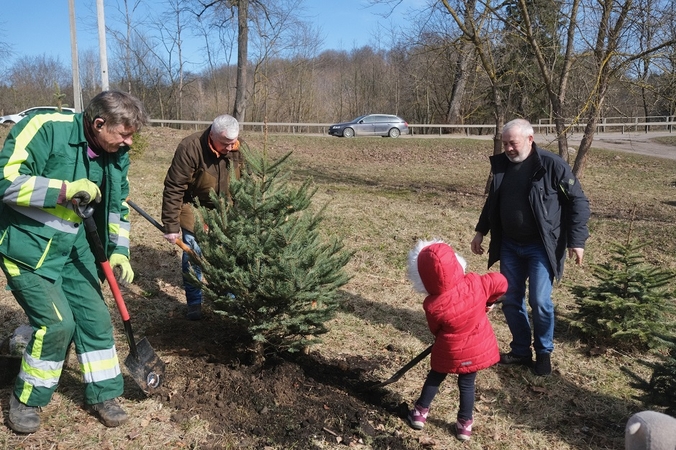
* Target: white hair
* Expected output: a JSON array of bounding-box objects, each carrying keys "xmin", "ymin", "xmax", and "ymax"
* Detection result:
[
  {"xmin": 502, "ymin": 118, "xmax": 534, "ymax": 138},
  {"xmin": 211, "ymin": 114, "xmax": 240, "ymax": 139},
  {"xmin": 407, "ymin": 239, "xmax": 467, "ymax": 295}
]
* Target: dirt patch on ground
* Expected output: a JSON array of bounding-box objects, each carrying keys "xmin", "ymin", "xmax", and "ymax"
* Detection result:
[
  {"xmin": 141, "ymin": 309, "xmax": 416, "ymax": 449},
  {"xmin": 1, "ymin": 300, "xmax": 422, "ymax": 449}
]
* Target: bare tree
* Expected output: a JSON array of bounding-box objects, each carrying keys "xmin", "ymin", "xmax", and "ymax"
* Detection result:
[
  {"xmin": 194, "ymin": 11, "xmax": 237, "ymax": 116},
  {"xmin": 195, "ymin": 0, "xmax": 253, "ymax": 121},
  {"xmin": 445, "ymin": 0, "xmax": 476, "ymax": 128},
  {"xmin": 107, "ymin": 0, "xmax": 162, "ymax": 99},
  {"xmin": 153, "ymin": 0, "xmax": 196, "ymax": 121},
  {"xmin": 3, "ymin": 55, "xmax": 71, "ymax": 111},
  {"xmin": 247, "ymin": 0, "xmax": 313, "ymax": 124},
  {"xmin": 79, "ymin": 49, "xmax": 103, "ymax": 102},
  {"xmin": 572, "ymin": 0, "xmax": 676, "ymax": 177},
  {"xmin": 441, "ymin": 0, "xmax": 510, "ymax": 156},
  {"xmin": 504, "ymin": 0, "xmax": 581, "ymax": 161}
]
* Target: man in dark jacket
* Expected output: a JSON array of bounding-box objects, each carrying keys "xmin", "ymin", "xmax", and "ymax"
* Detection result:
[
  {"xmin": 470, "ymin": 118, "xmax": 590, "ymax": 376},
  {"xmin": 161, "ymin": 114, "xmax": 247, "ymax": 320}
]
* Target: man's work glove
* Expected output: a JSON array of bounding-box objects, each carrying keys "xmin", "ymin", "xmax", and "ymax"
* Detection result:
[
  {"xmin": 110, "ymin": 254, "xmax": 134, "ymax": 284},
  {"xmin": 163, "ymin": 233, "xmax": 181, "ymax": 244},
  {"xmin": 65, "ymin": 179, "xmax": 101, "ymax": 205}
]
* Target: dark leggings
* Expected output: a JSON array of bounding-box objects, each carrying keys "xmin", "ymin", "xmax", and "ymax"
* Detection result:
[{"xmin": 415, "ymin": 369, "xmax": 477, "ymax": 421}]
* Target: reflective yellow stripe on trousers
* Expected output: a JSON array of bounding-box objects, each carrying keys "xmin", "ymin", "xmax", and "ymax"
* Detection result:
[
  {"xmin": 78, "ymin": 347, "xmax": 121, "ymax": 383},
  {"xmin": 18, "ymin": 327, "xmax": 64, "ymax": 403}
]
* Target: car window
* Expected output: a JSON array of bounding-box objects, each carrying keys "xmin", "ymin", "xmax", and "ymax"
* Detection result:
[{"xmin": 361, "ymin": 116, "xmax": 375, "ymax": 124}]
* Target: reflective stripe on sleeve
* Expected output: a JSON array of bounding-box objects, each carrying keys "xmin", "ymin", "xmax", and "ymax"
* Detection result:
[
  {"xmin": 108, "ymin": 212, "xmax": 130, "ymax": 249},
  {"xmin": 6, "ymin": 204, "xmax": 81, "ymax": 234},
  {"xmin": 2, "ymin": 114, "xmax": 75, "ymax": 208}
]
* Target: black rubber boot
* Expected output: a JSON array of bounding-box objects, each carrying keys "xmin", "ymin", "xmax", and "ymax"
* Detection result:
[
  {"xmin": 8, "ymin": 393, "xmax": 40, "ymax": 434},
  {"xmin": 499, "ymin": 352, "xmax": 533, "ymax": 366},
  {"xmin": 89, "ymin": 398, "xmax": 128, "ymax": 427},
  {"xmin": 187, "ymin": 303, "xmax": 202, "ymax": 321},
  {"xmin": 532, "ymin": 353, "xmax": 552, "ymax": 376}
]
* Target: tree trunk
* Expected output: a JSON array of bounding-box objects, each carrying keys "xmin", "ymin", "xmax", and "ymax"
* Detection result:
[
  {"xmin": 484, "ymin": 90, "xmax": 505, "ymax": 194},
  {"xmin": 573, "ymin": 117, "xmax": 598, "ymax": 179},
  {"xmin": 553, "ymin": 113, "xmax": 570, "ymax": 163},
  {"xmin": 574, "ymin": 89, "xmax": 609, "ymax": 179},
  {"xmin": 445, "ymin": 40, "xmax": 473, "ymax": 130},
  {"xmin": 233, "ymin": 0, "xmax": 249, "ymax": 122}
]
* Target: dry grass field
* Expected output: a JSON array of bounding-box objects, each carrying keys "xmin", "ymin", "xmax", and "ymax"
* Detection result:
[{"xmin": 1, "ymin": 124, "xmax": 675, "ymax": 449}]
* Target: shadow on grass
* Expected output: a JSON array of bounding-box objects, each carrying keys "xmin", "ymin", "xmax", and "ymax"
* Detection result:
[
  {"xmin": 287, "ymin": 341, "xmax": 635, "ymax": 449},
  {"xmin": 321, "ymin": 291, "xmax": 634, "ymax": 449},
  {"xmin": 109, "ymin": 253, "xmax": 635, "ymax": 449},
  {"xmin": 337, "ymin": 290, "xmax": 430, "ymax": 341},
  {"xmin": 292, "ymin": 166, "xmax": 485, "ymax": 201}
]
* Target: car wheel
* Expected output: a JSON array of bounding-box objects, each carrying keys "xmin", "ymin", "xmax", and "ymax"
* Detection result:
[
  {"xmin": 388, "ymin": 128, "xmax": 401, "ymax": 138},
  {"xmin": 343, "ymin": 127, "xmax": 354, "ymax": 138}
]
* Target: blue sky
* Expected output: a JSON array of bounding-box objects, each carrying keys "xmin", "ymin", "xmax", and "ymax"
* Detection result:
[{"xmin": 0, "ymin": 0, "xmax": 422, "ymax": 71}]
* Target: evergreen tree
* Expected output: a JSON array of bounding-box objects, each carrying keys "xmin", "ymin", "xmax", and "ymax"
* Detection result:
[
  {"xmin": 190, "ymin": 146, "xmax": 353, "ymax": 356},
  {"xmin": 569, "ymin": 241, "xmax": 676, "ymax": 351},
  {"xmin": 646, "ymin": 334, "xmax": 676, "ymax": 413},
  {"xmin": 623, "ymin": 333, "xmax": 676, "ymax": 414}
]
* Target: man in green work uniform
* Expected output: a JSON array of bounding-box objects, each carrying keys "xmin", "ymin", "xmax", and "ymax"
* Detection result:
[{"xmin": 0, "ymin": 91, "xmax": 148, "ymax": 433}]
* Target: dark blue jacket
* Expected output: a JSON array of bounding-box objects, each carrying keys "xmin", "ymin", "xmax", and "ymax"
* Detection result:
[{"xmin": 475, "ymin": 145, "xmax": 590, "ymax": 281}]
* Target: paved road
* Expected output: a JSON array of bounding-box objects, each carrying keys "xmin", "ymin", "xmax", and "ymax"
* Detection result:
[
  {"xmin": 423, "ymin": 130, "xmax": 676, "ymax": 160},
  {"xmin": 539, "ymin": 131, "xmax": 676, "ymax": 160}
]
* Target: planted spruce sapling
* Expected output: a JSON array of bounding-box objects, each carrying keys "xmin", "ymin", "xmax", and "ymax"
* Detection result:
[
  {"xmin": 188, "ymin": 146, "xmax": 352, "ymax": 358},
  {"xmin": 568, "ymin": 240, "xmax": 676, "ymax": 352}
]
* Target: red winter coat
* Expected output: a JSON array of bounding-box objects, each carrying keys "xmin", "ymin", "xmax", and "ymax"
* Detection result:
[{"xmin": 418, "ymin": 243, "xmax": 507, "ymax": 374}]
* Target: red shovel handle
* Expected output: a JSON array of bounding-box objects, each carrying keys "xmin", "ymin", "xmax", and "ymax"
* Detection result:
[
  {"xmin": 99, "ymin": 260, "xmax": 130, "ymax": 322},
  {"xmin": 72, "ymin": 198, "xmax": 132, "ymax": 323}
]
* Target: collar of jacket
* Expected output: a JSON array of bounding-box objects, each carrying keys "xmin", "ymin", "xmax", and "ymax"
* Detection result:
[
  {"xmin": 207, "ymin": 133, "xmax": 240, "ymax": 158},
  {"xmin": 491, "ymin": 143, "xmax": 546, "ymax": 180},
  {"xmin": 68, "ymin": 113, "xmax": 88, "ymax": 150}
]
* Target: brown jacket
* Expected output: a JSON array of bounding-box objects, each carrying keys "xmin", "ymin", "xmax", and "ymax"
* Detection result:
[{"xmin": 161, "ymin": 127, "xmax": 247, "ymax": 234}]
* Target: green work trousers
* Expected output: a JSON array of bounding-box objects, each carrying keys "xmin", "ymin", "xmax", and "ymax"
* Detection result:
[{"xmin": 1, "ymin": 232, "xmax": 123, "ymax": 407}]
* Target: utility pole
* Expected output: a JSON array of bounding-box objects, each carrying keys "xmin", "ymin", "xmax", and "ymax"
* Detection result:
[
  {"xmin": 97, "ymin": 0, "xmax": 109, "ymax": 91},
  {"xmin": 68, "ymin": 0, "xmax": 82, "ymax": 111}
]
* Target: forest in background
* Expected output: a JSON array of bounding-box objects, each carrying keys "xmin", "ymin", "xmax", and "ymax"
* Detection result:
[{"xmin": 1, "ymin": 0, "xmax": 675, "ymax": 137}]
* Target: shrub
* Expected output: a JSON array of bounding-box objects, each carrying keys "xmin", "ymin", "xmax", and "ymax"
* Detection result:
[
  {"xmin": 568, "ymin": 241, "xmax": 676, "ymax": 351},
  {"xmin": 623, "ymin": 333, "xmax": 676, "ymax": 414},
  {"xmin": 129, "ymin": 131, "xmax": 148, "ymax": 159}
]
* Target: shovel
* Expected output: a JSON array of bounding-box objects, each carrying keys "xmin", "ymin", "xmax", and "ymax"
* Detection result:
[
  {"xmin": 75, "ymin": 200, "xmax": 165, "ymax": 394},
  {"xmin": 368, "ymin": 344, "xmax": 433, "ymax": 389},
  {"xmin": 126, "ymin": 199, "xmax": 199, "ymax": 260}
]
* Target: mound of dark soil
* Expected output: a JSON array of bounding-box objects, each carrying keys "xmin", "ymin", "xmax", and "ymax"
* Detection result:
[{"xmin": 143, "ymin": 312, "xmax": 418, "ymax": 449}]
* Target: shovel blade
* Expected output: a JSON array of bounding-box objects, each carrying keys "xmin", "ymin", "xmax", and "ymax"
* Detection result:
[{"xmin": 124, "ymin": 337, "xmax": 165, "ymax": 394}]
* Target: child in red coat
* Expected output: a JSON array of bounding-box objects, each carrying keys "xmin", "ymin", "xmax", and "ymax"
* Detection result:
[{"xmin": 407, "ymin": 239, "xmax": 507, "ymax": 441}]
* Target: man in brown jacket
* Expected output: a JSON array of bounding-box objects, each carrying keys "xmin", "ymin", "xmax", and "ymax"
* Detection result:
[{"xmin": 161, "ymin": 114, "xmax": 248, "ymax": 320}]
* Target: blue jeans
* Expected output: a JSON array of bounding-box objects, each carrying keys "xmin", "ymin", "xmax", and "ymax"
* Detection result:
[
  {"xmin": 181, "ymin": 230, "xmax": 203, "ymax": 306},
  {"xmin": 500, "ymin": 237, "xmax": 555, "ymax": 356}
]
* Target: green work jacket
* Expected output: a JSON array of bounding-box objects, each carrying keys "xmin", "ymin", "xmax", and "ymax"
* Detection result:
[{"xmin": 0, "ymin": 111, "xmax": 131, "ymax": 281}]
